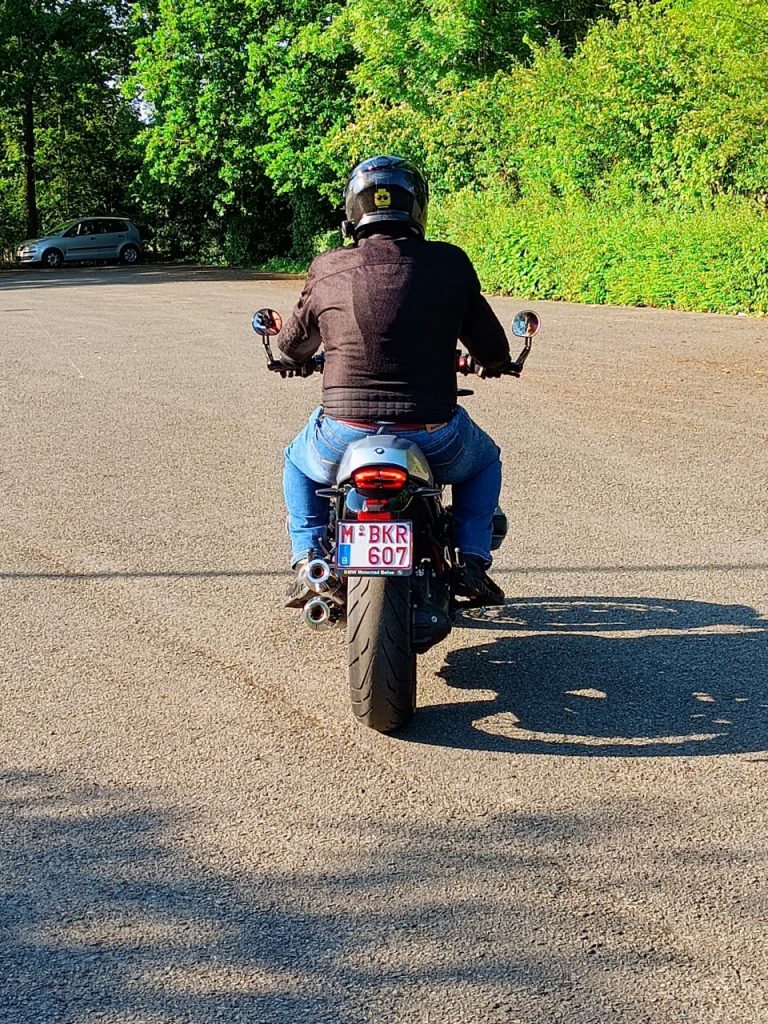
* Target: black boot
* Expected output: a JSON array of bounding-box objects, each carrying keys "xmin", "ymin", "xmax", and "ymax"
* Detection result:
[{"xmin": 453, "ymin": 554, "xmax": 505, "ymax": 606}]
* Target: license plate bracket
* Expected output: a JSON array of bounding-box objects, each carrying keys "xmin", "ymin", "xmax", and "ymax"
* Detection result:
[{"xmin": 336, "ymin": 521, "xmax": 413, "ymax": 576}]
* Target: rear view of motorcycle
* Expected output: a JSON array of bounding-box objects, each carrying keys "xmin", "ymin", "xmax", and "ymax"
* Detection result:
[{"xmin": 252, "ymin": 307, "xmax": 540, "ymax": 732}]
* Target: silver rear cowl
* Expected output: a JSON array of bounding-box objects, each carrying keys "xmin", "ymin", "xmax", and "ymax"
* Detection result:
[{"xmin": 336, "ymin": 435, "xmax": 433, "ymax": 486}]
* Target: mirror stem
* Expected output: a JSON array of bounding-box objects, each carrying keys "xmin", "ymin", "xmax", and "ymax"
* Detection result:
[{"xmin": 510, "ymin": 337, "xmax": 532, "ymax": 375}]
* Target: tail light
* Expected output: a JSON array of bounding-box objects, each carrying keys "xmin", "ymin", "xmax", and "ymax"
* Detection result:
[{"xmin": 352, "ymin": 467, "xmax": 408, "ymax": 493}]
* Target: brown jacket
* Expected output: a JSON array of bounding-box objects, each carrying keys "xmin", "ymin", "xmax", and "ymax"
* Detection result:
[{"xmin": 278, "ymin": 233, "xmax": 510, "ymax": 422}]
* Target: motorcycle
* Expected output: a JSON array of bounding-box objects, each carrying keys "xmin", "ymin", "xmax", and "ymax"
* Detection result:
[{"xmin": 252, "ymin": 307, "xmax": 540, "ymax": 733}]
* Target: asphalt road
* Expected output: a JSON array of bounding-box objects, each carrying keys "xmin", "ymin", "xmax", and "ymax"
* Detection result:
[{"xmin": 1, "ymin": 264, "xmax": 767, "ymax": 1024}]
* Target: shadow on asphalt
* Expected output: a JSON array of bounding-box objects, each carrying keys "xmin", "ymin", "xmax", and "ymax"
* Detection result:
[
  {"xmin": 5, "ymin": 562, "xmax": 767, "ymax": 584},
  {"xmin": 0, "ymin": 567, "xmax": 288, "ymax": 581},
  {"xmin": 493, "ymin": 562, "xmax": 768, "ymax": 576},
  {"xmin": 2, "ymin": 769, "xmax": 750, "ymax": 1022},
  {"xmin": 406, "ymin": 596, "xmax": 768, "ymax": 758},
  {"xmin": 0, "ymin": 265, "xmax": 299, "ymax": 290}
]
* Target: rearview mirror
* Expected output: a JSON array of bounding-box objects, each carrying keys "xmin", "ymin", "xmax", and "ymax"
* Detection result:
[
  {"xmin": 252, "ymin": 308, "xmax": 283, "ymax": 336},
  {"xmin": 512, "ymin": 310, "xmax": 540, "ymax": 338}
]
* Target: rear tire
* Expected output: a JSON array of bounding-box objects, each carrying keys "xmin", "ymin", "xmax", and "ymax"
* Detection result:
[
  {"xmin": 120, "ymin": 244, "xmax": 139, "ymax": 265},
  {"xmin": 347, "ymin": 576, "xmax": 415, "ymax": 732}
]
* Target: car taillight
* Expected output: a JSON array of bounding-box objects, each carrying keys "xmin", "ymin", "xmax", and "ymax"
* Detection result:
[{"xmin": 352, "ymin": 467, "xmax": 408, "ymax": 492}]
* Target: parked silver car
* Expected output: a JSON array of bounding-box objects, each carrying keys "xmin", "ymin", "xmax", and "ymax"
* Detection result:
[{"xmin": 16, "ymin": 217, "xmax": 143, "ymax": 269}]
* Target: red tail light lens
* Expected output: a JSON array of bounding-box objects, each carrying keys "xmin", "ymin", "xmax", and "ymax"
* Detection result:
[{"xmin": 352, "ymin": 467, "xmax": 408, "ymax": 492}]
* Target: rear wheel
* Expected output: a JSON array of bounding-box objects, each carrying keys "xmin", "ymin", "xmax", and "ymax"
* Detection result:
[
  {"xmin": 120, "ymin": 244, "xmax": 139, "ymax": 265},
  {"xmin": 347, "ymin": 576, "xmax": 415, "ymax": 732}
]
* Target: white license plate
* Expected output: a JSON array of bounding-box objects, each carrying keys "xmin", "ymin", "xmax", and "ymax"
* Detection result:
[{"xmin": 336, "ymin": 521, "xmax": 413, "ymax": 575}]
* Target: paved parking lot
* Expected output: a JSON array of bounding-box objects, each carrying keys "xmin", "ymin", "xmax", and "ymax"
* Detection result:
[{"xmin": 1, "ymin": 264, "xmax": 767, "ymax": 1022}]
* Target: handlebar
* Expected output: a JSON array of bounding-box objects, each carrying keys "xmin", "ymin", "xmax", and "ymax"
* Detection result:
[
  {"xmin": 252, "ymin": 305, "xmax": 537, "ymax": 381},
  {"xmin": 267, "ymin": 353, "xmax": 325, "ymax": 377},
  {"xmin": 268, "ymin": 350, "xmax": 523, "ymax": 379}
]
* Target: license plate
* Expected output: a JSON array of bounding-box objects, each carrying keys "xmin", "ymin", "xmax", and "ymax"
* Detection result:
[{"xmin": 336, "ymin": 521, "xmax": 413, "ymax": 576}]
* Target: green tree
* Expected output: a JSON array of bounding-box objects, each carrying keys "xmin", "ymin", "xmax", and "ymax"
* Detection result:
[
  {"xmin": 475, "ymin": 0, "xmax": 768, "ymax": 207},
  {"xmin": 264, "ymin": 0, "xmax": 614, "ymax": 200},
  {"xmin": 0, "ymin": 0, "xmax": 140, "ymax": 241},
  {"xmin": 129, "ymin": 0, "xmax": 316, "ymax": 259},
  {"xmin": 129, "ymin": 0, "xmax": 614, "ymax": 259}
]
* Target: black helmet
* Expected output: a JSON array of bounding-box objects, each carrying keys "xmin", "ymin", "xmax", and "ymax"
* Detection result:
[{"xmin": 342, "ymin": 155, "xmax": 428, "ymax": 239}]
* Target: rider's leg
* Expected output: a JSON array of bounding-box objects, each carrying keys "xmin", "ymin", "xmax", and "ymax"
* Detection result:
[
  {"xmin": 283, "ymin": 409, "xmax": 372, "ymax": 576},
  {"xmin": 449, "ymin": 457, "xmax": 502, "ymax": 564},
  {"xmin": 283, "ymin": 406, "xmax": 334, "ymax": 566},
  {"xmin": 283, "ymin": 454, "xmax": 329, "ymax": 566},
  {"xmin": 411, "ymin": 409, "xmax": 504, "ymax": 604},
  {"xmin": 413, "ymin": 408, "xmax": 502, "ymax": 564}
]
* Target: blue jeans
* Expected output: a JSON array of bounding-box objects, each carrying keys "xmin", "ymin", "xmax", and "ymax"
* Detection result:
[{"xmin": 283, "ymin": 406, "xmax": 502, "ymax": 566}]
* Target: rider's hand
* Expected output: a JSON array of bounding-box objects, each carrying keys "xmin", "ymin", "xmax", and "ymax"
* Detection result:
[
  {"xmin": 475, "ymin": 359, "xmax": 511, "ymax": 379},
  {"xmin": 269, "ymin": 359, "xmax": 315, "ymax": 379}
]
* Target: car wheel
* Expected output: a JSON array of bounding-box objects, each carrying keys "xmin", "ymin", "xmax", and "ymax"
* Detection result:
[
  {"xmin": 40, "ymin": 248, "xmax": 63, "ymax": 269},
  {"xmin": 120, "ymin": 244, "xmax": 139, "ymax": 265}
]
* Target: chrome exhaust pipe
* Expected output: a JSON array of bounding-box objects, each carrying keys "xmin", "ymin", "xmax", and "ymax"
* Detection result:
[
  {"xmin": 304, "ymin": 558, "xmax": 345, "ymax": 604},
  {"xmin": 303, "ymin": 596, "xmax": 337, "ymax": 632},
  {"xmin": 305, "ymin": 558, "xmax": 333, "ymax": 589}
]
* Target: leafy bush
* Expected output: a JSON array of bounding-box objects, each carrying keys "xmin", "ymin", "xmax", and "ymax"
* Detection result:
[{"xmin": 433, "ymin": 191, "xmax": 768, "ymax": 314}]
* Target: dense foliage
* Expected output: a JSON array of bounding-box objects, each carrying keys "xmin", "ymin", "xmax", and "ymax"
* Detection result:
[
  {"xmin": 0, "ymin": 0, "xmax": 143, "ymax": 249},
  {"xmin": 428, "ymin": 0, "xmax": 768, "ymax": 313},
  {"xmin": 2, "ymin": 0, "xmax": 767, "ymax": 312}
]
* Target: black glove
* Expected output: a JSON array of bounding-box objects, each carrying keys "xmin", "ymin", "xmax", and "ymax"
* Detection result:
[
  {"xmin": 475, "ymin": 359, "xmax": 511, "ymax": 379},
  {"xmin": 269, "ymin": 359, "xmax": 315, "ymax": 379},
  {"xmin": 295, "ymin": 360, "xmax": 315, "ymax": 378}
]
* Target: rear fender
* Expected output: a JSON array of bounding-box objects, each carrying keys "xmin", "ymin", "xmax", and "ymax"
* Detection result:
[{"xmin": 336, "ymin": 434, "xmax": 433, "ymax": 487}]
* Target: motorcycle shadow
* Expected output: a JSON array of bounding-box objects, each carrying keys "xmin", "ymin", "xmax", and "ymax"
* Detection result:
[{"xmin": 405, "ymin": 596, "xmax": 768, "ymax": 757}]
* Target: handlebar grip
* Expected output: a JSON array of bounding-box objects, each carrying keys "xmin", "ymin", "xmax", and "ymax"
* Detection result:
[
  {"xmin": 268, "ymin": 354, "xmax": 325, "ymax": 378},
  {"xmin": 456, "ymin": 349, "xmax": 521, "ymax": 378},
  {"xmin": 456, "ymin": 350, "xmax": 476, "ymax": 375}
]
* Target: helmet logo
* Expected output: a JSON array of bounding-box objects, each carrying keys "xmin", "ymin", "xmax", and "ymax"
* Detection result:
[{"xmin": 373, "ymin": 188, "xmax": 392, "ymax": 208}]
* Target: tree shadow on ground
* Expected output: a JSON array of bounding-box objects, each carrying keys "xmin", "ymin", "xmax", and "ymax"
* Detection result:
[
  {"xmin": 406, "ymin": 597, "xmax": 768, "ymax": 757},
  {"xmin": 2, "ymin": 769, "xmax": 760, "ymax": 1024}
]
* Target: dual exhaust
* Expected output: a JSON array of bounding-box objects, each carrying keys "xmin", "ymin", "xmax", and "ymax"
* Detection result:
[{"xmin": 301, "ymin": 558, "xmax": 345, "ymax": 632}]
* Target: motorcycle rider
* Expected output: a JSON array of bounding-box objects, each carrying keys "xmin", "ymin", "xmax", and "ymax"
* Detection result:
[{"xmin": 277, "ymin": 155, "xmax": 513, "ymax": 608}]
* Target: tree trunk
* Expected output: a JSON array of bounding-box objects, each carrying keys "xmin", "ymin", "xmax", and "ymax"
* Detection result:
[{"xmin": 22, "ymin": 93, "xmax": 39, "ymax": 237}]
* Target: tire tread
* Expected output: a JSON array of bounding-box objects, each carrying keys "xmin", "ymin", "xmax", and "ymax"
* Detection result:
[{"xmin": 347, "ymin": 576, "xmax": 415, "ymax": 731}]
